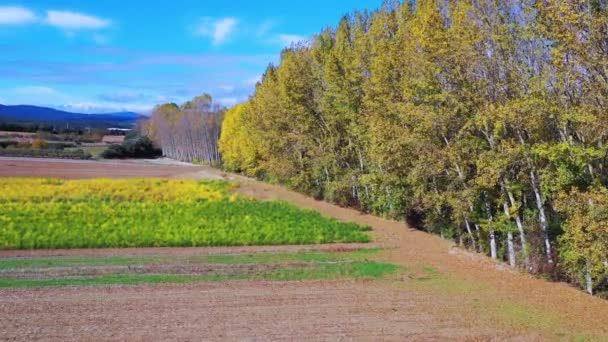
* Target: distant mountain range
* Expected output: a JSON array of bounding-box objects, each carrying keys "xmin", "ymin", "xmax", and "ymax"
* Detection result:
[{"xmin": 0, "ymin": 104, "xmax": 145, "ymax": 130}]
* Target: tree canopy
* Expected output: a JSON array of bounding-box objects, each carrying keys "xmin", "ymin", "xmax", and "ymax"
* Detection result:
[{"xmin": 219, "ymin": 0, "xmax": 608, "ymax": 296}]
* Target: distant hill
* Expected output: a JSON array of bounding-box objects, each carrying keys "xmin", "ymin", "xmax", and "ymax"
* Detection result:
[{"xmin": 0, "ymin": 104, "xmax": 145, "ymax": 130}]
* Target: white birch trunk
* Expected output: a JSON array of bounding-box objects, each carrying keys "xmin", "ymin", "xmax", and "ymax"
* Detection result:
[
  {"xmin": 503, "ymin": 181, "xmax": 529, "ymax": 266},
  {"xmin": 490, "ymin": 231, "xmax": 497, "ymax": 260},
  {"xmin": 485, "ymin": 195, "xmax": 497, "ymax": 260},
  {"xmin": 530, "ymin": 169, "xmax": 553, "ymax": 264},
  {"xmin": 502, "ymin": 200, "xmax": 517, "ymax": 267},
  {"xmin": 464, "ymin": 216, "xmax": 477, "ymax": 252},
  {"xmin": 585, "ymin": 258, "xmax": 593, "ymax": 295}
]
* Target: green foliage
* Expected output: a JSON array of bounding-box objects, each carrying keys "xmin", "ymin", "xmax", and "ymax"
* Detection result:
[
  {"xmin": 556, "ymin": 188, "xmax": 608, "ymax": 294},
  {"xmin": 0, "ymin": 178, "xmax": 370, "ymax": 249},
  {"xmin": 100, "ymin": 144, "xmax": 127, "ymax": 159},
  {"xmin": 101, "ymin": 136, "xmax": 161, "ymax": 159},
  {"xmin": 0, "ymin": 141, "xmax": 18, "ymax": 148}
]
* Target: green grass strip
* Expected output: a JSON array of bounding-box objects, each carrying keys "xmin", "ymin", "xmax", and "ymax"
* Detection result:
[
  {"xmin": 0, "ymin": 249, "xmax": 380, "ymax": 270},
  {"xmin": 0, "ymin": 261, "xmax": 400, "ymax": 289}
]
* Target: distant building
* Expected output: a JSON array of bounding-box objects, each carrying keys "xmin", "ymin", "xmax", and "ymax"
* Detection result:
[{"xmin": 107, "ymin": 128, "xmax": 132, "ymax": 132}]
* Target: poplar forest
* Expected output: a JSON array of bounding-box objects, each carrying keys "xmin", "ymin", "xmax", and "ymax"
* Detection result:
[
  {"xmin": 147, "ymin": 94, "xmax": 223, "ymax": 164},
  {"xmin": 218, "ymin": 0, "xmax": 608, "ymax": 296}
]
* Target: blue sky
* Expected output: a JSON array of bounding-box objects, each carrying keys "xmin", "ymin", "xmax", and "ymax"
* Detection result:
[{"xmin": 0, "ymin": 1, "xmax": 380, "ymax": 114}]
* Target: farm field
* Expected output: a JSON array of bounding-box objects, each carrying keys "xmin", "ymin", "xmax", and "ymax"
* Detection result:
[
  {"xmin": 0, "ymin": 156, "xmax": 208, "ymax": 179},
  {"xmin": 1, "ymin": 158, "xmax": 608, "ymax": 340},
  {"xmin": 0, "ymin": 178, "xmax": 369, "ymax": 249}
]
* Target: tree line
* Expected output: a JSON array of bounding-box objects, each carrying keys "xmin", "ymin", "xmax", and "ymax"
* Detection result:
[
  {"xmin": 219, "ymin": 0, "xmax": 608, "ymax": 296},
  {"xmin": 144, "ymin": 94, "xmax": 224, "ymax": 164}
]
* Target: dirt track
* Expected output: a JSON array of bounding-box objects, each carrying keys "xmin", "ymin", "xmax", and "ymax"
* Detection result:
[{"xmin": 1, "ymin": 158, "xmax": 607, "ymax": 340}]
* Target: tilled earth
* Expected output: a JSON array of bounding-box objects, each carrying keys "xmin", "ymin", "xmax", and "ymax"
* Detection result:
[
  {"xmin": 0, "ymin": 263, "xmax": 307, "ymax": 278},
  {"xmin": 0, "ymin": 281, "xmax": 536, "ymax": 341},
  {"xmin": 1, "ymin": 158, "xmax": 608, "ymax": 341}
]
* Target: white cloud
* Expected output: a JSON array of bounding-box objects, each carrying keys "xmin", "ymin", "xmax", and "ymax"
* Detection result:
[
  {"xmin": 0, "ymin": 6, "xmax": 36, "ymax": 25},
  {"xmin": 45, "ymin": 10, "xmax": 111, "ymax": 30},
  {"xmin": 195, "ymin": 17, "xmax": 238, "ymax": 45},
  {"xmin": 277, "ymin": 34, "xmax": 307, "ymax": 47},
  {"xmin": 14, "ymin": 86, "xmax": 57, "ymax": 95},
  {"xmin": 60, "ymin": 101, "xmax": 152, "ymax": 114}
]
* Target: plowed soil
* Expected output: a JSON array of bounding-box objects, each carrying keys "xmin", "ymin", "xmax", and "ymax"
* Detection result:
[
  {"xmin": 1, "ymin": 282, "xmax": 536, "ymax": 341},
  {"xmin": 1, "ymin": 157, "xmax": 607, "ymax": 341},
  {"xmin": 0, "ymin": 157, "xmax": 209, "ymax": 179}
]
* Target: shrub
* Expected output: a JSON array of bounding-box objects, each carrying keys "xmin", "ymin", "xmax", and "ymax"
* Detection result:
[
  {"xmin": 31, "ymin": 138, "xmax": 48, "ymax": 149},
  {"xmin": 101, "ymin": 136, "xmax": 161, "ymax": 159},
  {"xmin": 101, "ymin": 144, "xmax": 128, "ymax": 159},
  {"xmin": 0, "ymin": 141, "xmax": 18, "ymax": 149}
]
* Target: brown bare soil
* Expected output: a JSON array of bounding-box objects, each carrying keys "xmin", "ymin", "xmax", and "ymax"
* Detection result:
[
  {"xmin": 1, "ymin": 158, "xmax": 607, "ymax": 340},
  {"xmin": 0, "ymin": 157, "xmax": 206, "ymax": 179},
  {"xmin": 0, "ymin": 282, "xmax": 541, "ymax": 341},
  {"xmin": 0, "ymin": 263, "xmax": 310, "ymax": 279}
]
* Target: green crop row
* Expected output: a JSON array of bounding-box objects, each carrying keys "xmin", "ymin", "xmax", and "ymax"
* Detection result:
[{"xmin": 0, "ymin": 261, "xmax": 399, "ymax": 289}]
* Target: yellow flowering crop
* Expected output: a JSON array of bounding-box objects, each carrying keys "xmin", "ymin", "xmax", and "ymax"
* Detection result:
[{"xmin": 0, "ymin": 178, "xmax": 231, "ymax": 203}]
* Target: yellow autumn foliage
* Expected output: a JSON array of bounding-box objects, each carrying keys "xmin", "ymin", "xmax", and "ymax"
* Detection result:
[{"xmin": 218, "ymin": 103, "xmax": 260, "ymax": 175}]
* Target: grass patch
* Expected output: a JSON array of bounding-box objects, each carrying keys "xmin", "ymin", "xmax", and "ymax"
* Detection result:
[
  {"xmin": 0, "ymin": 261, "xmax": 400, "ymax": 289},
  {"xmin": 0, "ymin": 249, "xmax": 381, "ymax": 270},
  {"xmin": 205, "ymin": 248, "xmax": 380, "ymax": 265},
  {"xmin": 496, "ymin": 302, "xmax": 564, "ymax": 332},
  {"xmin": 397, "ymin": 265, "xmax": 597, "ymax": 340},
  {"xmin": 79, "ymin": 146, "xmax": 108, "ymax": 158},
  {"xmin": 400, "ymin": 266, "xmax": 488, "ymax": 296},
  {"xmin": 0, "ymin": 178, "xmax": 371, "ymax": 249}
]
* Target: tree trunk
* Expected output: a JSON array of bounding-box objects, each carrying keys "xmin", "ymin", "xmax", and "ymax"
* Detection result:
[
  {"xmin": 529, "ymin": 169, "xmax": 554, "ymax": 264},
  {"xmin": 585, "ymin": 258, "xmax": 594, "ymax": 295},
  {"xmin": 507, "ymin": 232, "xmax": 516, "ymax": 267},
  {"xmin": 490, "ymin": 231, "xmax": 497, "ymax": 260},
  {"xmin": 484, "ymin": 194, "xmax": 497, "ymax": 260},
  {"xmin": 502, "ymin": 181, "xmax": 529, "ymax": 267},
  {"xmin": 474, "ymin": 223, "xmax": 483, "ymax": 252},
  {"xmin": 502, "ymin": 200, "xmax": 517, "ymax": 267},
  {"xmin": 464, "ymin": 216, "xmax": 477, "ymax": 252}
]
